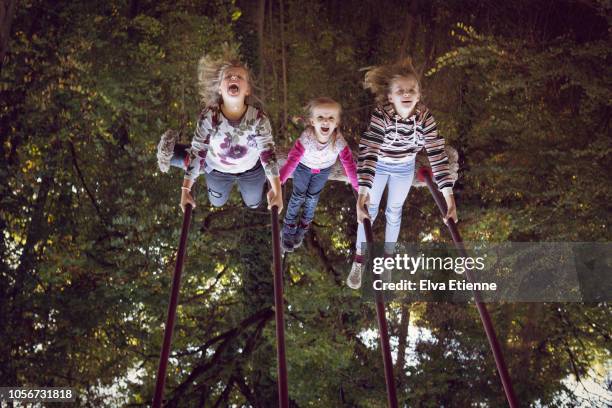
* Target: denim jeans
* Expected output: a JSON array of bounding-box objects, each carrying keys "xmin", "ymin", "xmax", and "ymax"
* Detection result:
[
  {"xmin": 356, "ymin": 158, "xmax": 416, "ymax": 254},
  {"xmin": 170, "ymin": 144, "xmax": 190, "ymax": 168},
  {"xmin": 204, "ymin": 162, "xmax": 266, "ymax": 208},
  {"xmin": 284, "ymin": 163, "xmax": 332, "ymax": 226},
  {"xmin": 170, "ymin": 144, "xmax": 266, "ymax": 208}
]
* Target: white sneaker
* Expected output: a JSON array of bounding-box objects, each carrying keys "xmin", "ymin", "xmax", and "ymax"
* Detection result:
[
  {"xmin": 157, "ymin": 130, "xmax": 178, "ymax": 173},
  {"xmin": 381, "ymin": 265, "xmax": 392, "ymax": 283},
  {"xmin": 347, "ymin": 261, "xmax": 364, "ymax": 289}
]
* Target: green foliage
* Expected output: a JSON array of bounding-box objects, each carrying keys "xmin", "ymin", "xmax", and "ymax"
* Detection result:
[{"xmin": 1, "ymin": 1, "xmax": 610, "ymax": 407}]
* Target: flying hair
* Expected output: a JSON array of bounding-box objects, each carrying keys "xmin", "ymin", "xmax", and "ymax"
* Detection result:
[
  {"xmin": 363, "ymin": 57, "xmax": 422, "ymax": 105},
  {"xmin": 197, "ymin": 44, "xmax": 260, "ymax": 108}
]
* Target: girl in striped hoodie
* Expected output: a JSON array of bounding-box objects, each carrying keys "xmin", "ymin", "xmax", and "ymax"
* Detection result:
[{"xmin": 347, "ymin": 59, "xmax": 457, "ymax": 289}]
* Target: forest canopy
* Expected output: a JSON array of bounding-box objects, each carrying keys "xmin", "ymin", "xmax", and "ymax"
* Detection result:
[{"xmin": 1, "ymin": 0, "xmax": 610, "ymax": 406}]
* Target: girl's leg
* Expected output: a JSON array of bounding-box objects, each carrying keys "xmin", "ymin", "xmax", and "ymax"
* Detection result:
[
  {"xmin": 355, "ymin": 171, "xmax": 390, "ymax": 254},
  {"xmin": 158, "ymin": 130, "xmax": 185, "ymax": 172},
  {"xmin": 170, "ymin": 144, "xmax": 190, "ymax": 170},
  {"xmin": 383, "ymin": 161, "xmax": 415, "ymax": 252},
  {"xmin": 293, "ymin": 166, "xmax": 332, "ymax": 249},
  {"xmin": 300, "ymin": 166, "xmax": 332, "ymax": 226},
  {"xmin": 236, "ymin": 163, "xmax": 267, "ymax": 209},
  {"xmin": 204, "ymin": 170, "xmax": 235, "ymax": 207},
  {"xmin": 281, "ymin": 164, "xmax": 312, "ymax": 251},
  {"xmin": 284, "ymin": 164, "xmax": 312, "ymax": 225}
]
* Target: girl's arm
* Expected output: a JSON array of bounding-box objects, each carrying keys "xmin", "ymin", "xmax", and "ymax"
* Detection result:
[
  {"xmin": 338, "ymin": 145, "xmax": 359, "ymax": 191},
  {"xmin": 185, "ymin": 108, "xmax": 214, "ymax": 182},
  {"xmin": 443, "ymin": 189, "xmax": 457, "ymax": 224},
  {"xmin": 255, "ymin": 111, "xmax": 283, "ymax": 211},
  {"xmin": 422, "ymin": 109, "xmax": 457, "ymax": 223},
  {"xmin": 279, "ymin": 139, "xmax": 305, "ymax": 184},
  {"xmin": 266, "ymin": 175, "xmax": 283, "ymax": 212},
  {"xmin": 356, "ymin": 108, "xmax": 386, "ymax": 222},
  {"xmin": 421, "ymin": 109, "xmax": 453, "ymax": 194},
  {"xmin": 357, "ymin": 108, "xmax": 386, "ymax": 195},
  {"xmin": 254, "ymin": 112, "xmax": 280, "ymax": 178},
  {"xmin": 180, "ymin": 108, "xmax": 213, "ymax": 212}
]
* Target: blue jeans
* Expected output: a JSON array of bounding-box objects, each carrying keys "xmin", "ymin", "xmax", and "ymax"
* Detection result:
[
  {"xmin": 170, "ymin": 144, "xmax": 189, "ymax": 168},
  {"xmin": 170, "ymin": 145, "xmax": 266, "ymax": 208},
  {"xmin": 284, "ymin": 163, "xmax": 332, "ymax": 226},
  {"xmin": 204, "ymin": 162, "xmax": 266, "ymax": 208},
  {"xmin": 356, "ymin": 159, "xmax": 415, "ymax": 254}
]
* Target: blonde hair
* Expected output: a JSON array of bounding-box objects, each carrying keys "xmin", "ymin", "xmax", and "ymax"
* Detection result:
[
  {"xmin": 197, "ymin": 45, "xmax": 259, "ymax": 108},
  {"xmin": 363, "ymin": 58, "xmax": 421, "ymax": 105},
  {"xmin": 304, "ymin": 97, "xmax": 343, "ymax": 147}
]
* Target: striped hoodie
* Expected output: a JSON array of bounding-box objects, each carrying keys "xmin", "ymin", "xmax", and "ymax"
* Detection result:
[{"xmin": 357, "ymin": 102, "xmax": 454, "ymax": 195}]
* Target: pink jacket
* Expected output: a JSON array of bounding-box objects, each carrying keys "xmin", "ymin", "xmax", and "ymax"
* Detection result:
[{"xmin": 279, "ymin": 138, "xmax": 359, "ymax": 191}]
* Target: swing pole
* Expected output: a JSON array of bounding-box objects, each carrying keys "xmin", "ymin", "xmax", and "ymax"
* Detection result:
[
  {"xmin": 152, "ymin": 203, "xmax": 193, "ymax": 408},
  {"xmin": 417, "ymin": 167, "xmax": 518, "ymax": 408},
  {"xmin": 363, "ymin": 214, "xmax": 399, "ymax": 408},
  {"xmin": 271, "ymin": 205, "xmax": 290, "ymax": 408}
]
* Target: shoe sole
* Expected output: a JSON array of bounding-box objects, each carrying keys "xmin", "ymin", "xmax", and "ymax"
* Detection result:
[
  {"xmin": 281, "ymin": 242, "xmax": 294, "ymax": 253},
  {"xmin": 346, "ymin": 274, "xmax": 362, "ymax": 289},
  {"xmin": 157, "ymin": 132, "xmax": 177, "ymax": 172}
]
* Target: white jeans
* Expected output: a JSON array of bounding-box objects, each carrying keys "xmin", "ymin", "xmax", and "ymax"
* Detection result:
[{"xmin": 356, "ymin": 159, "xmax": 415, "ymax": 254}]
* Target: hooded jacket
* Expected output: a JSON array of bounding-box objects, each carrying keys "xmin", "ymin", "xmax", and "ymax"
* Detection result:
[{"xmin": 357, "ymin": 102, "xmax": 454, "ymax": 195}]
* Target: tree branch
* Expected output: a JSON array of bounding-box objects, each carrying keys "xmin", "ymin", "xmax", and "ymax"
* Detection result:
[
  {"xmin": 164, "ymin": 308, "xmax": 274, "ymax": 404},
  {"xmin": 68, "ymin": 141, "xmax": 108, "ymax": 226},
  {"xmin": 306, "ymin": 227, "xmax": 342, "ymax": 285}
]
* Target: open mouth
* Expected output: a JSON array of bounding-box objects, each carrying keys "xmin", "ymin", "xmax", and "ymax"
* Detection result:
[
  {"xmin": 228, "ymin": 84, "xmax": 240, "ymax": 96},
  {"xmin": 320, "ymin": 126, "xmax": 330, "ymax": 134},
  {"xmin": 401, "ymin": 99, "xmax": 413, "ymax": 105}
]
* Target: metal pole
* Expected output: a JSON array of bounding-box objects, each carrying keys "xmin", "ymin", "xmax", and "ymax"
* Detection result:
[
  {"xmin": 417, "ymin": 167, "xmax": 519, "ymax": 408},
  {"xmin": 152, "ymin": 203, "xmax": 193, "ymax": 408},
  {"xmin": 363, "ymin": 216, "xmax": 399, "ymax": 408},
  {"xmin": 271, "ymin": 205, "xmax": 290, "ymax": 408}
]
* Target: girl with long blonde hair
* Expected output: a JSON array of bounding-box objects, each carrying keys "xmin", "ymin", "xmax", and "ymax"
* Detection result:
[
  {"xmin": 157, "ymin": 48, "xmax": 282, "ymax": 212},
  {"xmin": 347, "ymin": 58, "xmax": 457, "ymax": 289}
]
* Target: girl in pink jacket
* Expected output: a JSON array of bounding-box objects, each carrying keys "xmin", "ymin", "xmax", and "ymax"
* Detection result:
[{"xmin": 279, "ymin": 97, "xmax": 358, "ymax": 252}]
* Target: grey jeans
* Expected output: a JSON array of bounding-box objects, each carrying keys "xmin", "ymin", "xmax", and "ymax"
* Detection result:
[
  {"xmin": 170, "ymin": 144, "xmax": 266, "ymax": 208},
  {"xmin": 204, "ymin": 162, "xmax": 267, "ymax": 208}
]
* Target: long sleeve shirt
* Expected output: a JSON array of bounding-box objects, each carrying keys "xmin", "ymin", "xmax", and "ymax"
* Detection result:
[
  {"xmin": 184, "ymin": 104, "xmax": 279, "ymax": 181},
  {"xmin": 279, "ymin": 127, "xmax": 359, "ymax": 191},
  {"xmin": 357, "ymin": 102, "xmax": 454, "ymax": 195}
]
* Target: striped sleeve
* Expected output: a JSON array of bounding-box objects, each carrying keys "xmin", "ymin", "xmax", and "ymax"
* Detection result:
[
  {"xmin": 422, "ymin": 110, "xmax": 453, "ymax": 192},
  {"xmin": 184, "ymin": 108, "xmax": 213, "ymax": 182},
  {"xmin": 357, "ymin": 108, "xmax": 386, "ymax": 195}
]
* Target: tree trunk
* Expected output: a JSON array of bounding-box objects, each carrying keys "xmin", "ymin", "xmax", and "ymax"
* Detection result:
[
  {"xmin": 399, "ymin": 0, "xmax": 419, "ymax": 59},
  {"xmin": 256, "ymin": 0, "xmax": 266, "ymax": 102},
  {"xmin": 395, "ymin": 303, "xmax": 411, "ymax": 388},
  {"xmin": 0, "ymin": 0, "xmax": 18, "ymax": 72},
  {"xmin": 278, "ymin": 0, "xmax": 288, "ymax": 139}
]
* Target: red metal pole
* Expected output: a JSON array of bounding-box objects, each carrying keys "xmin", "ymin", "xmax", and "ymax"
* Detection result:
[
  {"xmin": 417, "ymin": 167, "xmax": 519, "ymax": 408},
  {"xmin": 363, "ymin": 216, "xmax": 399, "ymax": 408},
  {"xmin": 152, "ymin": 203, "xmax": 193, "ymax": 408},
  {"xmin": 271, "ymin": 205, "xmax": 290, "ymax": 408}
]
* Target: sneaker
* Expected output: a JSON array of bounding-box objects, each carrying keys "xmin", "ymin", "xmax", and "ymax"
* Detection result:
[
  {"xmin": 381, "ymin": 264, "xmax": 393, "ymax": 283},
  {"xmin": 292, "ymin": 225, "xmax": 309, "ymax": 249},
  {"xmin": 381, "ymin": 254, "xmax": 393, "ymax": 283},
  {"xmin": 281, "ymin": 224, "xmax": 297, "ymax": 252},
  {"xmin": 347, "ymin": 261, "xmax": 364, "ymax": 289},
  {"xmin": 157, "ymin": 130, "xmax": 178, "ymax": 173}
]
